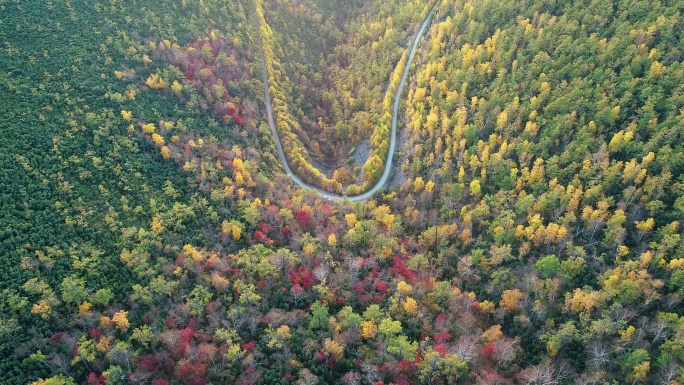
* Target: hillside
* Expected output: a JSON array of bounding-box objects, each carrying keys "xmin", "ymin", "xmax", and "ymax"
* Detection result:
[{"xmin": 1, "ymin": 0, "xmax": 683, "ymax": 384}]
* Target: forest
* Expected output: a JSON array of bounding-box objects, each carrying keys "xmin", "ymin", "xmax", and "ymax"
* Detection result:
[{"xmin": 1, "ymin": 0, "xmax": 683, "ymax": 384}]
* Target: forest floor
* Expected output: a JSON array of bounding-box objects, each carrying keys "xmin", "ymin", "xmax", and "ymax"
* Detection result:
[
  {"xmin": 388, "ymin": 127, "xmax": 410, "ymax": 189},
  {"xmin": 352, "ymin": 139, "xmax": 370, "ymax": 180}
]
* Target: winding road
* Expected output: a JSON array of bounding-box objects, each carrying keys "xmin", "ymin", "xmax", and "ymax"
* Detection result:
[{"xmin": 254, "ymin": 4, "xmax": 436, "ymax": 201}]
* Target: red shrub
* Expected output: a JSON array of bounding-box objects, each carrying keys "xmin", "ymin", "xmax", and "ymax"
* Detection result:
[
  {"xmin": 433, "ymin": 344, "xmax": 448, "ymax": 357},
  {"xmin": 434, "ymin": 332, "xmax": 452, "ymax": 343},
  {"xmin": 295, "ymin": 210, "xmax": 311, "ymax": 229},
  {"xmin": 482, "ymin": 341, "xmax": 495, "ymax": 358}
]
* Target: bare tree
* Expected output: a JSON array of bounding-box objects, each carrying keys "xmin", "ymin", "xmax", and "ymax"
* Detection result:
[
  {"xmin": 655, "ymin": 362, "xmax": 681, "ymax": 385},
  {"xmin": 46, "ymin": 353, "xmax": 71, "ymax": 375},
  {"xmin": 360, "ymin": 362, "xmax": 381, "ymax": 384},
  {"xmin": 587, "ymin": 340, "xmax": 612, "ymax": 372},
  {"xmin": 453, "ymin": 335, "xmax": 479, "ymax": 364},
  {"xmin": 290, "ymin": 284, "xmax": 305, "ymax": 307},
  {"xmin": 518, "ymin": 358, "xmax": 556, "ymax": 385},
  {"xmin": 312, "ymin": 264, "xmax": 329, "ymax": 282},
  {"xmin": 296, "ymin": 368, "xmax": 319, "ymax": 385},
  {"xmin": 664, "ymin": 293, "xmax": 682, "ymax": 310},
  {"xmin": 495, "ymin": 338, "xmax": 519, "ymax": 369},
  {"xmin": 647, "ymin": 316, "xmax": 671, "ymax": 343},
  {"xmin": 346, "ymin": 256, "xmax": 363, "ymax": 285},
  {"xmin": 341, "ymin": 371, "xmax": 362, "ymax": 385},
  {"xmin": 573, "ymin": 371, "xmax": 605, "ymax": 385}
]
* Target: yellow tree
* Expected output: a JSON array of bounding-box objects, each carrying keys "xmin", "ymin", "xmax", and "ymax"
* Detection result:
[
  {"xmin": 152, "ymin": 133, "xmax": 165, "ymax": 146},
  {"xmin": 403, "ymin": 297, "xmax": 418, "ymax": 315},
  {"xmin": 500, "ymin": 289, "xmax": 524, "ymax": 313},
  {"xmin": 121, "ymin": 110, "xmax": 132, "ymax": 122},
  {"xmin": 481, "ymin": 325, "xmax": 503, "ymax": 342},
  {"xmin": 397, "ymin": 281, "xmax": 413, "ymax": 299},
  {"xmin": 160, "ymin": 146, "xmax": 172, "ymax": 159},
  {"xmin": 141, "ymin": 123, "xmax": 156, "ymax": 134},
  {"xmin": 470, "ymin": 179, "xmax": 481, "ymax": 196},
  {"xmin": 31, "ymin": 300, "xmax": 52, "ymax": 319},
  {"xmin": 266, "ymin": 325, "xmax": 292, "ymax": 349},
  {"xmin": 146, "ymin": 74, "xmax": 166, "ymax": 89},
  {"xmin": 112, "ymin": 310, "xmax": 130, "ymax": 331},
  {"xmin": 361, "ymin": 320, "xmax": 377, "ymax": 339}
]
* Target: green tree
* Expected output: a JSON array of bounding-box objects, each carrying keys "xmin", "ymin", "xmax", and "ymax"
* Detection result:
[
  {"xmin": 60, "ymin": 276, "xmax": 87, "ymax": 304},
  {"xmin": 308, "ymin": 302, "xmax": 330, "ymax": 331},
  {"xmin": 535, "ymin": 255, "xmax": 560, "ymax": 278}
]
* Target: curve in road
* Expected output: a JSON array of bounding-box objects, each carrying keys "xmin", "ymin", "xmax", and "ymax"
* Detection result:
[{"xmin": 254, "ymin": 3, "xmax": 436, "ymax": 201}]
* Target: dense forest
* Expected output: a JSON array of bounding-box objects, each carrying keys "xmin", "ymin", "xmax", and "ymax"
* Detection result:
[{"xmin": 1, "ymin": 0, "xmax": 684, "ymax": 384}]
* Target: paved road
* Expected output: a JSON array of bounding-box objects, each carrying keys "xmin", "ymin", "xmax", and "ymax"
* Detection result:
[{"xmin": 254, "ymin": 3, "xmax": 435, "ymax": 201}]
